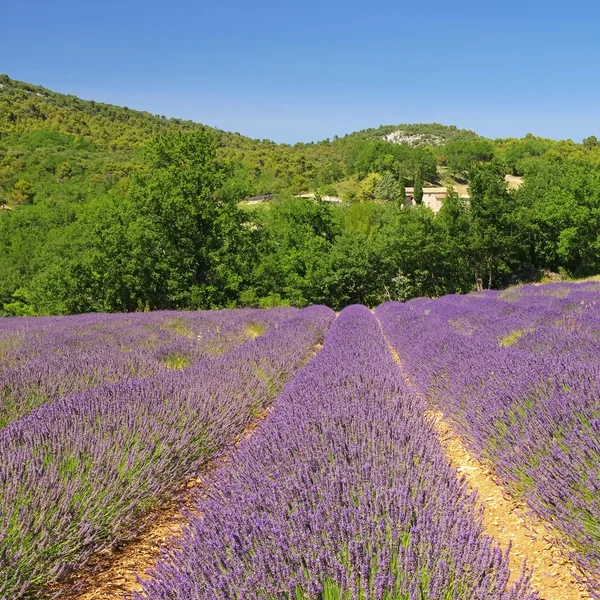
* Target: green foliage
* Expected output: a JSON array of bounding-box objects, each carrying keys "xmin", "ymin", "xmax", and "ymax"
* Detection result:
[
  {"xmin": 79, "ymin": 131, "xmax": 251, "ymax": 311},
  {"xmin": 342, "ymin": 122, "xmax": 480, "ymax": 146},
  {"xmin": 2, "ymin": 289, "xmax": 37, "ymax": 316},
  {"xmin": 499, "ymin": 328, "xmax": 531, "ymax": 347},
  {"xmin": 159, "ymin": 351, "xmax": 192, "ymax": 370},
  {"xmin": 468, "ymin": 162, "xmax": 528, "ymax": 288},
  {"xmin": 396, "ymin": 178, "xmax": 406, "ymax": 208},
  {"xmin": 352, "ymin": 140, "xmax": 437, "ymax": 183},
  {"xmin": 498, "ymin": 134, "xmax": 552, "ymax": 175},
  {"xmin": 8, "ymin": 179, "xmax": 34, "ymax": 205},
  {"xmin": 442, "ymin": 138, "xmax": 495, "ymax": 178},
  {"xmin": 514, "ymin": 158, "xmax": 600, "ymax": 276},
  {"xmin": 243, "ymin": 321, "xmax": 266, "ymax": 338},
  {"xmin": 413, "ymin": 168, "xmax": 423, "ymax": 204},
  {"xmin": 258, "ymin": 294, "xmax": 291, "ymax": 308},
  {"xmin": 2, "ymin": 75, "xmax": 600, "ymax": 314},
  {"xmin": 249, "ymin": 197, "xmax": 339, "ymax": 306},
  {"xmin": 358, "ymin": 172, "xmax": 381, "ymax": 201},
  {"xmin": 374, "ymin": 172, "xmax": 403, "ymax": 202}
]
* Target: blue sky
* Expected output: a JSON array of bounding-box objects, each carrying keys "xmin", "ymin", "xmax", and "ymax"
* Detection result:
[{"xmin": 2, "ymin": 0, "xmax": 600, "ymax": 143}]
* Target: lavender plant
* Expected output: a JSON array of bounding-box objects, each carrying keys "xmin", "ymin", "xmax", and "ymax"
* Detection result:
[
  {"xmin": 377, "ymin": 282, "xmax": 600, "ymax": 595},
  {"xmin": 0, "ymin": 306, "xmax": 332, "ymax": 599},
  {"xmin": 0, "ymin": 307, "xmax": 297, "ymax": 427},
  {"xmin": 137, "ymin": 305, "xmax": 535, "ymax": 600}
]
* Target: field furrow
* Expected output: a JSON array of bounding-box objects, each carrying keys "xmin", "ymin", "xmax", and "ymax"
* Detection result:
[
  {"xmin": 0, "ymin": 306, "xmax": 333, "ymax": 600},
  {"xmin": 135, "ymin": 305, "xmax": 535, "ymax": 600},
  {"xmin": 377, "ymin": 282, "xmax": 600, "ymax": 597}
]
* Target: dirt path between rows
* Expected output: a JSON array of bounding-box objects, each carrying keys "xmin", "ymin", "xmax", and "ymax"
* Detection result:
[
  {"xmin": 47, "ymin": 339, "xmax": 328, "ymax": 600},
  {"xmin": 380, "ymin": 330, "xmax": 590, "ymax": 600},
  {"xmin": 429, "ymin": 410, "xmax": 589, "ymax": 600},
  {"xmin": 47, "ymin": 409, "xmax": 272, "ymax": 600}
]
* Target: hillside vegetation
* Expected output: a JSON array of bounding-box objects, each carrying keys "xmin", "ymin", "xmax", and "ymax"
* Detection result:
[{"xmin": 1, "ymin": 75, "xmax": 600, "ymax": 315}]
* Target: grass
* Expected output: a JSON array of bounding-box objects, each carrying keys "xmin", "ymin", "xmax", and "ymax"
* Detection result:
[
  {"xmin": 448, "ymin": 317, "xmax": 477, "ymax": 336},
  {"xmin": 159, "ymin": 351, "xmax": 192, "ymax": 370},
  {"xmin": 498, "ymin": 287, "xmax": 523, "ymax": 302},
  {"xmin": 540, "ymin": 286, "xmax": 571, "ymax": 299},
  {"xmin": 244, "ymin": 321, "xmax": 266, "ymax": 339},
  {"xmin": 161, "ymin": 317, "xmax": 194, "ymax": 338},
  {"xmin": 499, "ymin": 328, "xmax": 532, "ymax": 347},
  {"xmin": 331, "ymin": 176, "xmax": 360, "ymax": 200}
]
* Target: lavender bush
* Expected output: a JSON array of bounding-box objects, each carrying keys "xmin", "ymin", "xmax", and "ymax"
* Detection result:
[
  {"xmin": 377, "ymin": 282, "xmax": 600, "ymax": 595},
  {"xmin": 137, "ymin": 305, "xmax": 535, "ymax": 600},
  {"xmin": 0, "ymin": 306, "xmax": 333, "ymax": 599},
  {"xmin": 0, "ymin": 307, "xmax": 297, "ymax": 427}
]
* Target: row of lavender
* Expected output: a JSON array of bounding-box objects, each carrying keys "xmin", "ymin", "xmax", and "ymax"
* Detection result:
[
  {"xmin": 377, "ymin": 282, "xmax": 600, "ymax": 596},
  {"xmin": 137, "ymin": 305, "xmax": 535, "ymax": 600},
  {"xmin": 0, "ymin": 306, "xmax": 333, "ymax": 600},
  {"xmin": 0, "ymin": 308, "xmax": 297, "ymax": 427}
]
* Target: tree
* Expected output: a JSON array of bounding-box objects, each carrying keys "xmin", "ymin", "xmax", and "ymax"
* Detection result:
[
  {"xmin": 397, "ymin": 178, "xmax": 406, "ymax": 209},
  {"xmin": 501, "ymin": 135, "xmax": 551, "ymax": 175},
  {"xmin": 468, "ymin": 163, "xmax": 526, "ymax": 288},
  {"xmin": 443, "ymin": 139, "xmax": 495, "ymax": 179},
  {"xmin": 56, "ymin": 161, "xmax": 73, "ymax": 181},
  {"xmin": 374, "ymin": 172, "xmax": 402, "ymax": 202},
  {"xmin": 3, "ymin": 289, "xmax": 37, "ymax": 316},
  {"xmin": 379, "ymin": 205, "xmax": 448, "ymax": 300},
  {"xmin": 71, "ymin": 131, "xmax": 253, "ymax": 312},
  {"xmin": 515, "ymin": 158, "xmax": 600, "ymax": 276},
  {"xmin": 8, "ymin": 180, "xmax": 34, "ymax": 205},
  {"xmin": 351, "ymin": 140, "xmax": 437, "ymax": 183},
  {"xmin": 437, "ymin": 190, "xmax": 475, "ymax": 293},
  {"xmin": 359, "ymin": 173, "xmax": 381, "ymax": 201},
  {"xmin": 413, "ymin": 168, "xmax": 423, "ymax": 204},
  {"xmin": 250, "ymin": 197, "xmax": 338, "ymax": 306}
]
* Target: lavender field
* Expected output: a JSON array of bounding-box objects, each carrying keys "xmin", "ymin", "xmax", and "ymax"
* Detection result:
[
  {"xmin": 2, "ymin": 283, "xmax": 600, "ymax": 599},
  {"xmin": 378, "ymin": 282, "xmax": 600, "ymax": 597}
]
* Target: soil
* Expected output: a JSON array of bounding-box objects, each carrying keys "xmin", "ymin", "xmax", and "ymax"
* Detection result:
[{"xmin": 505, "ymin": 174, "xmax": 525, "ymax": 189}]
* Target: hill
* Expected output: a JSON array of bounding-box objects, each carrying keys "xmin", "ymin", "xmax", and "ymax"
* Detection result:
[
  {"xmin": 2, "ymin": 75, "xmax": 600, "ymax": 317},
  {"xmin": 344, "ymin": 122, "xmax": 481, "ymax": 146},
  {"xmin": 0, "ymin": 75, "xmax": 487, "ymax": 207}
]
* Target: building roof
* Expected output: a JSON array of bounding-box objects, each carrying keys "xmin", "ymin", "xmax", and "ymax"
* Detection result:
[{"xmin": 405, "ymin": 187, "xmax": 447, "ymax": 194}]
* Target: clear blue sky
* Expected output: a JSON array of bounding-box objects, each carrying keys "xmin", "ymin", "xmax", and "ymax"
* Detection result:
[{"xmin": 3, "ymin": 0, "xmax": 599, "ymax": 143}]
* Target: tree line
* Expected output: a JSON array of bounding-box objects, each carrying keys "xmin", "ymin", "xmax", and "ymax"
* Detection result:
[{"xmin": 2, "ymin": 129, "xmax": 600, "ymax": 316}]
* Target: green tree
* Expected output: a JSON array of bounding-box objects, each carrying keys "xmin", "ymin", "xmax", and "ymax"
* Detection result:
[
  {"xmin": 250, "ymin": 197, "xmax": 338, "ymax": 306},
  {"xmin": 397, "ymin": 178, "xmax": 406, "ymax": 209},
  {"xmin": 119, "ymin": 132, "xmax": 250, "ymax": 309},
  {"xmin": 443, "ymin": 139, "xmax": 495, "ymax": 179},
  {"xmin": 8, "ymin": 180, "xmax": 34, "ymax": 205},
  {"xmin": 55, "ymin": 161, "xmax": 73, "ymax": 181},
  {"xmin": 413, "ymin": 168, "xmax": 423, "ymax": 204},
  {"xmin": 468, "ymin": 163, "xmax": 526, "ymax": 288},
  {"xmin": 359, "ymin": 173, "xmax": 381, "ymax": 201},
  {"xmin": 515, "ymin": 158, "xmax": 600, "ymax": 276},
  {"xmin": 437, "ymin": 190, "xmax": 475, "ymax": 292},
  {"xmin": 501, "ymin": 135, "xmax": 551, "ymax": 175},
  {"xmin": 374, "ymin": 172, "xmax": 402, "ymax": 202},
  {"xmin": 41, "ymin": 131, "xmax": 254, "ymax": 313}
]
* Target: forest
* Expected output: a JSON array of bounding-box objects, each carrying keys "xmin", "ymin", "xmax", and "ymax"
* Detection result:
[{"xmin": 2, "ymin": 74, "xmax": 600, "ymax": 315}]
